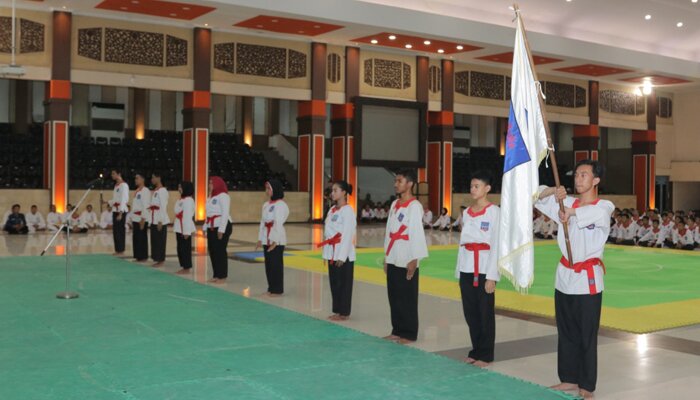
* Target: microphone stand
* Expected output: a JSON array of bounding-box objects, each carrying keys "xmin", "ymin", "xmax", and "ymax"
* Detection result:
[{"xmin": 41, "ymin": 178, "xmax": 101, "ymax": 300}]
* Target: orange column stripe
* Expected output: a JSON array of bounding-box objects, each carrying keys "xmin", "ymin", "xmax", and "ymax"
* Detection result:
[
  {"xmin": 632, "ymin": 130, "xmax": 656, "ymax": 143},
  {"xmin": 331, "ymin": 103, "xmax": 354, "ymax": 120},
  {"xmin": 298, "ymin": 135, "xmax": 310, "ymax": 192},
  {"xmin": 428, "ymin": 111, "xmax": 454, "ymax": 126},
  {"xmin": 347, "ymin": 136, "xmax": 357, "ymax": 211},
  {"xmin": 575, "ymin": 151, "xmax": 590, "ymax": 163},
  {"xmin": 312, "ymin": 135, "xmax": 325, "ymax": 220},
  {"xmin": 195, "ymin": 129, "xmax": 208, "ymax": 221},
  {"xmin": 53, "ymin": 122, "xmax": 68, "ymax": 213},
  {"xmin": 332, "ymin": 137, "xmax": 345, "ymax": 181},
  {"xmin": 649, "ymin": 155, "xmax": 656, "ymax": 210},
  {"xmin": 573, "ymin": 124, "xmax": 599, "ymax": 138}
]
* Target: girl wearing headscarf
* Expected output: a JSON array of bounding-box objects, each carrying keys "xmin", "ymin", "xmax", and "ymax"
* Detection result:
[
  {"xmin": 256, "ymin": 179, "xmax": 289, "ymax": 296},
  {"xmin": 204, "ymin": 176, "xmax": 233, "ymax": 283},
  {"xmin": 174, "ymin": 181, "xmax": 196, "ymax": 274},
  {"xmin": 319, "ymin": 180, "xmax": 356, "ymax": 321}
]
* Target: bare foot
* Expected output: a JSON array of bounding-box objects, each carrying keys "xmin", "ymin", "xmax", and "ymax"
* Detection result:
[
  {"xmin": 382, "ymin": 334, "xmax": 400, "ymax": 341},
  {"xmin": 213, "ymin": 279, "xmax": 227, "ymax": 284},
  {"xmin": 579, "ymin": 389, "xmax": 594, "ymax": 399},
  {"xmin": 207, "ymin": 278, "xmax": 219, "ymax": 283},
  {"xmin": 175, "ymin": 268, "xmax": 191, "ymax": 275},
  {"xmin": 328, "ymin": 314, "xmax": 340, "ymax": 320},
  {"xmin": 465, "ymin": 357, "xmax": 476, "ymax": 364},
  {"xmin": 550, "ymin": 383, "xmax": 579, "ymax": 392},
  {"xmin": 472, "ymin": 360, "xmax": 491, "ymax": 368},
  {"xmin": 152, "ymin": 262, "xmax": 164, "ymax": 268},
  {"xmin": 336, "ymin": 315, "xmax": 349, "ymax": 321},
  {"xmin": 397, "ymin": 338, "xmax": 416, "ymax": 345}
]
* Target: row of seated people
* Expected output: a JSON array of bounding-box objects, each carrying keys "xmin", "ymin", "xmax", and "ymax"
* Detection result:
[
  {"xmin": 2, "ymin": 203, "xmax": 121, "ymax": 235},
  {"xmin": 422, "ymin": 206, "xmax": 465, "ymax": 232},
  {"xmin": 359, "ymin": 203, "xmax": 390, "ymax": 223},
  {"xmin": 533, "ymin": 207, "xmax": 700, "ymax": 251}
]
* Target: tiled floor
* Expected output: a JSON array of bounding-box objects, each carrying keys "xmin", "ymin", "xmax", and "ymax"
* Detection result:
[{"xmin": 2, "ymin": 223, "xmax": 699, "ymax": 399}]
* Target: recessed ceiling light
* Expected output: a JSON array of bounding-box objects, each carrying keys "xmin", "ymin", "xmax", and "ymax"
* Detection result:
[
  {"xmin": 388, "ymin": 35, "xmax": 396, "ymax": 40},
  {"xmin": 405, "ymin": 44, "xmax": 413, "ymax": 49},
  {"xmin": 677, "ymin": 21, "xmax": 684, "ymax": 27},
  {"xmin": 456, "ymin": 45, "xmax": 464, "ymax": 50},
  {"xmin": 645, "ymin": 14, "xmax": 651, "ymax": 20},
  {"xmin": 298, "ymin": 30, "xmax": 305, "ymax": 34},
  {"xmin": 182, "ymin": 6, "xmax": 190, "ymax": 10},
  {"xmin": 693, "ymin": 0, "xmax": 698, "ymax": 3},
  {"xmin": 566, "ymin": 0, "xmax": 573, "ymax": 2},
  {"xmin": 437, "ymin": 49, "xmax": 444, "ymax": 53},
  {"xmin": 170, "ymin": 13, "xmax": 177, "ymax": 17},
  {"xmin": 120, "ymin": 6, "xmax": 127, "ymax": 10},
  {"xmin": 314, "ymin": 25, "xmax": 321, "ymax": 29},
  {"xmin": 370, "ymin": 39, "xmax": 378, "ymax": 44},
  {"xmin": 131, "ymin": 0, "xmax": 139, "ymax": 3},
  {"xmin": 204, "ymin": 23, "xmax": 209, "ymax": 27},
  {"xmin": 423, "ymin": 40, "xmax": 431, "ymax": 45},
  {"xmin": 271, "ymin": 19, "xmax": 278, "ymax": 23},
  {"xmin": 256, "ymin": 24, "xmax": 263, "ymax": 28}
]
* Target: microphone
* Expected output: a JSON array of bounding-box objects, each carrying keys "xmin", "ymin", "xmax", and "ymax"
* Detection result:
[{"xmin": 86, "ymin": 174, "xmax": 104, "ymax": 188}]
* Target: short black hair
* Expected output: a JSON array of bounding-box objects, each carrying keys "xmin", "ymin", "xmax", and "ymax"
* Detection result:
[
  {"xmin": 111, "ymin": 168, "xmax": 122, "ymax": 175},
  {"xmin": 30, "ymin": 204, "xmax": 37, "ymax": 208},
  {"xmin": 470, "ymin": 170, "xmax": 492, "ymax": 186},
  {"xmin": 652, "ymin": 219, "xmax": 659, "ymax": 224},
  {"xmin": 333, "ymin": 180, "xmax": 353, "ymax": 196},
  {"xmin": 642, "ymin": 216, "xmax": 649, "ymax": 220},
  {"xmin": 395, "ymin": 169, "xmax": 416, "ymax": 184},
  {"xmin": 151, "ymin": 171, "xmax": 162, "ymax": 178},
  {"xmin": 575, "ymin": 159, "xmax": 605, "ymax": 180},
  {"xmin": 11, "ymin": 204, "xmax": 19, "ymax": 209}
]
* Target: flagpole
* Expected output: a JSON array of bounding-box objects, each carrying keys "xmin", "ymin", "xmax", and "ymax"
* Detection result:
[{"xmin": 512, "ymin": 4, "xmax": 574, "ymax": 265}]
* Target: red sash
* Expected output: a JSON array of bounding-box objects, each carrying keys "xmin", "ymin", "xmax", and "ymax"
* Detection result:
[
  {"xmin": 463, "ymin": 243, "xmax": 491, "ymax": 287},
  {"xmin": 206, "ymin": 215, "xmax": 220, "ymax": 230},
  {"xmin": 148, "ymin": 205, "xmax": 160, "ymax": 223},
  {"xmin": 386, "ymin": 224, "xmax": 409, "ymax": 256},
  {"xmin": 264, "ymin": 221, "xmax": 274, "ymax": 243},
  {"xmin": 560, "ymin": 256, "xmax": 605, "ymax": 295},
  {"xmin": 175, "ymin": 211, "xmax": 184, "ymax": 233},
  {"xmin": 317, "ymin": 232, "xmax": 342, "ymax": 259}
]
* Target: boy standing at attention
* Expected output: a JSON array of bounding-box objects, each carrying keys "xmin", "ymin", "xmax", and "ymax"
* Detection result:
[{"xmin": 536, "ymin": 160, "xmax": 614, "ymax": 400}]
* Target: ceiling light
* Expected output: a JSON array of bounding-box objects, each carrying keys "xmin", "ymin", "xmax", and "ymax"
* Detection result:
[
  {"xmin": 645, "ymin": 14, "xmax": 651, "ymax": 20},
  {"xmin": 693, "ymin": 0, "xmax": 698, "ymax": 3},
  {"xmin": 170, "ymin": 13, "xmax": 177, "ymax": 17},
  {"xmin": 388, "ymin": 35, "xmax": 396, "ymax": 40},
  {"xmin": 437, "ymin": 49, "xmax": 445, "ymax": 53},
  {"xmin": 405, "ymin": 44, "xmax": 412, "ymax": 49},
  {"xmin": 370, "ymin": 39, "xmax": 378, "ymax": 44},
  {"xmin": 256, "ymin": 24, "xmax": 263, "ymax": 28},
  {"xmin": 456, "ymin": 45, "xmax": 464, "ymax": 50},
  {"xmin": 120, "ymin": 6, "xmax": 127, "ymax": 10},
  {"xmin": 182, "ymin": 6, "xmax": 190, "ymax": 10},
  {"xmin": 204, "ymin": 23, "xmax": 209, "ymax": 27},
  {"xmin": 634, "ymin": 87, "xmax": 643, "ymax": 96},
  {"xmin": 677, "ymin": 22, "xmax": 684, "ymax": 27},
  {"xmin": 298, "ymin": 30, "xmax": 305, "ymax": 34},
  {"xmin": 271, "ymin": 19, "xmax": 278, "ymax": 22},
  {"xmin": 314, "ymin": 25, "xmax": 321, "ymax": 29},
  {"xmin": 566, "ymin": 0, "xmax": 573, "ymax": 2},
  {"xmin": 131, "ymin": 0, "xmax": 139, "ymax": 3},
  {"xmin": 642, "ymin": 81, "xmax": 653, "ymax": 95},
  {"xmin": 424, "ymin": 40, "xmax": 431, "ymax": 45}
]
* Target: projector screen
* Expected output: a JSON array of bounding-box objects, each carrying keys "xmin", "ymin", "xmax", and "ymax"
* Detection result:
[{"xmin": 354, "ymin": 97, "xmax": 427, "ymax": 168}]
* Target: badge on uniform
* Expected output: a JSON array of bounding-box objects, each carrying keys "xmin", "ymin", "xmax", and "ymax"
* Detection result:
[
  {"xmin": 154, "ymin": 192, "xmax": 158, "ymax": 198},
  {"xmin": 331, "ymin": 214, "xmax": 339, "ymax": 222},
  {"xmin": 269, "ymin": 206, "xmax": 275, "ymax": 212},
  {"xmin": 481, "ymin": 221, "xmax": 490, "ymax": 231},
  {"xmin": 586, "ymin": 224, "xmax": 595, "ymax": 230},
  {"xmin": 137, "ymin": 194, "xmax": 140, "ymax": 199},
  {"xmin": 212, "ymin": 199, "xmax": 217, "ymax": 204},
  {"xmin": 398, "ymin": 213, "xmax": 405, "ymax": 222}
]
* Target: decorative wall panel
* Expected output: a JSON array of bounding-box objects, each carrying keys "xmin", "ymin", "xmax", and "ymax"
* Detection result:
[
  {"xmin": 165, "ymin": 35, "xmax": 187, "ymax": 67},
  {"xmin": 104, "ymin": 28, "xmax": 163, "ymax": 66},
  {"xmin": 78, "ymin": 28, "xmax": 102, "ymax": 61}
]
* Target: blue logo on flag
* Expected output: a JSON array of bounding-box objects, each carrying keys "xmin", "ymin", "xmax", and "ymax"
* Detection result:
[
  {"xmin": 503, "ymin": 102, "xmax": 531, "ymax": 173},
  {"xmin": 481, "ymin": 221, "xmax": 490, "ymax": 231}
]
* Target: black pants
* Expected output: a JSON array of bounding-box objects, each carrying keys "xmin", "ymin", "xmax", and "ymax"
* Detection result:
[
  {"xmin": 112, "ymin": 212, "xmax": 126, "ymax": 253},
  {"xmin": 150, "ymin": 224, "xmax": 167, "ymax": 262},
  {"xmin": 328, "ymin": 259, "xmax": 354, "ymax": 316},
  {"xmin": 207, "ymin": 222, "xmax": 232, "ymax": 279},
  {"xmin": 386, "ymin": 264, "xmax": 419, "ymax": 341},
  {"xmin": 459, "ymin": 272, "xmax": 496, "ymax": 362},
  {"xmin": 4, "ymin": 226, "xmax": 29, "ymax": 234},
  {"xmin": 176, "ymin": 233, "xmax": 192, "ymax": 269},
  {"xmin": 132, "ymin": 221, "xmax": 149, "ymax": 260},
  {"xmin": 618, "ymin": 239, "xmax": 635, "ymax": 246},
  {"xmin": 263, "ymin": 244, "xmax": 285, "ymax": 294},
  {"xmin": 679, "ymin": 244, "xmax": 696, "ymax": 251},
  {"xmin": 555, "ymin": 289, "xmax": 602, "ymax": 392},
  {"xmin": 664, "ymin": 239, "xmax": 674, "ymax": 248}
]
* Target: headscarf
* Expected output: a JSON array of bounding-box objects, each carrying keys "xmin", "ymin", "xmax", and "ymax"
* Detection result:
[
  {"xmin": 266, "ymin": 179, "xmax": 285, "ymax": 201},
  {"xmin": 210, "ymin": 176, "xmax": 228, "ymax": 197},
  {"xmin": 180, "ymin": 181, "xmax": 194, "ymax": 198}
]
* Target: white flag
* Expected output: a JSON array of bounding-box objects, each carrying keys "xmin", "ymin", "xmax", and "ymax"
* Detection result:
[{"xmin": 497, "ymin": 13, "xmax": 550, "ymax": 292}]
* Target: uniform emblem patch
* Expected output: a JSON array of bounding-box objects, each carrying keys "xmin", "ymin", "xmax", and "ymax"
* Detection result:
[
  {"xmin": 212, "ymin": 199, "xmax": 217, "ymax": 205},
  {"xmin": 481, "ymin": 222, "xmax": 490, "ymax": 231},
  {"xmin": 332, "ymin": 215, "xmax": 339, "ymax": 222},
  {"xmin": 269, "ymin": 206, "xmax": 275, "ymax": 212},
  {"xmin": 398, "ymin": 213, "xmax": 405, "ymax": 222}
]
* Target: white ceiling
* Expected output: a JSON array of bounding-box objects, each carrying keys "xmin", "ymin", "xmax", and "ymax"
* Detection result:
[{"xmin": 11, "ymin": 0, "xmax": 700, "ymax": 90}]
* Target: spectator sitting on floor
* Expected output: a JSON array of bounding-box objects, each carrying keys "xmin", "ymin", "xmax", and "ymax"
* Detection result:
[
  {"xmin": 3, "ymin": 204, "xmax": 29, "ymax": 235},
  {"xmin": 360, "ymin": 204, "xmax": 373, "ymax": 223},
  {"xmin": 431, "ymin": 207, "xmax": 451, "ymax": 231},
  {"xmin": 422, "ymin": 206, "xmax": 433, "ymax": 229},
  {"xmin": 26, "ymin": 205, "xmax": 47, "ymax": 233}
]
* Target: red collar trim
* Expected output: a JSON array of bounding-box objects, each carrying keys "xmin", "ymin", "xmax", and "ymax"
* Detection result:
[
  {"xmin": 394, "ymin": 198, "xmax": 417, "ymax": 211},
  {"xmin": 679, "ymin": 228, "xmax": 687, "ymax": 236},
  {"xmin": 467, "ymin": 203, "xmax": 492, "ymax": 217},
  {"xmin": 572, "ymin": 198, "xmax": 600, "ymax": 209},
  {"xmin": 652, "ymin": 228, "xmax": 660, "ymax": 233}
]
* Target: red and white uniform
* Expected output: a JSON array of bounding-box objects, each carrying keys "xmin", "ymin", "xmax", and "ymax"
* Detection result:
[
  {"xmin": 321, "ymin": 204, "xmax": 356, "ymax": 262},
  {"xmin": 131, "ymin": 187, "xmax": 151, "ymax": 223},
  {"xmin": 203, "ymin": 193, "xmax": 232, "ymax": 233},
  {"xmin": 639, "ymin": 227, "xmax": 664, "ymax": 245},
  {"xmin": 108, "ymin": 182, "xmax": 129, "ymax": 213},
  {"xmin": 659, "ymin": 220, "xmax": 674, "ymax": 240},
  {"xmin": 258, "ymin": 200, "xmax": 289, "ymax": 246},
  {"xmin": 148, "ymin": 187, "xmax": 170, "ymax": 226},
  {"xmin": 173, "ymin": 197, "xmax": 196, "ymax": 235},
  {"xmin": 618, "ymin": 221, "xmax": 637, "ymax": 241},
  {"xmin": 536, "ymin": 190, "xmax": 614, "ymax": 295},
  {"xmin": 673, "ymin": 227, "xmax": 695, "ymax": 246},
  {"xmin": 455, "ymin": 204, "xmax": 500, "ymax": 282},
  {"xmin": 384, "ymin": 199, "xmax": 428, "ymax": 268}
]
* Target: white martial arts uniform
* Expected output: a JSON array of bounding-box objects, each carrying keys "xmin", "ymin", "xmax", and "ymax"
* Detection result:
[
  {"xmin": 432, "ymin": 214, "xmax": 451, "ymax": 230},
  {"xmin": 258, "ymin": 200, "xmax": 289, "ymax": 246},
  {"xmin": 455, "ymin": 204, "xmax": 500, "ymax": 281},
  {"xmin": 422, "ymin": 210, "xmax": 433, "ymax": 226},
  {"xmin": 173, "ymin": 197, "xmax": 196, "ymax": 236},
  {"xmin": 131, "ymin": 187, "xmax": 151, "ymax": 224},
  {"xmin": 26, "ymin": 211, "xmax": 46, "ymax": 233},
  {"xmin": 321, "ymin": 204, "xmax": 356, "ymax": 262},
  {"xmin": 99, "ymin": 211, "xmax": 112, "ymax": 229},
  {"xmin": 384, "ymin": 199, "xmax": 429, "ymax": 268},
  {"xmin": 47, "ymin": 212, "xmax": 62, "ymax": 232},
  {"xmin": 148, "ymin": 187, "xmax": 170, "ymax": 226},
  {"xmin": 79, "ymin": 211, "xmax": 98, "ymax": 229}
]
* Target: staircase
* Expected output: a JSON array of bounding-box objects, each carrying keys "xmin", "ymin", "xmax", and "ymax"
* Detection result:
[{"xmin": 260, "ymin": 148, "xmax": 297, "ymax": 191}]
